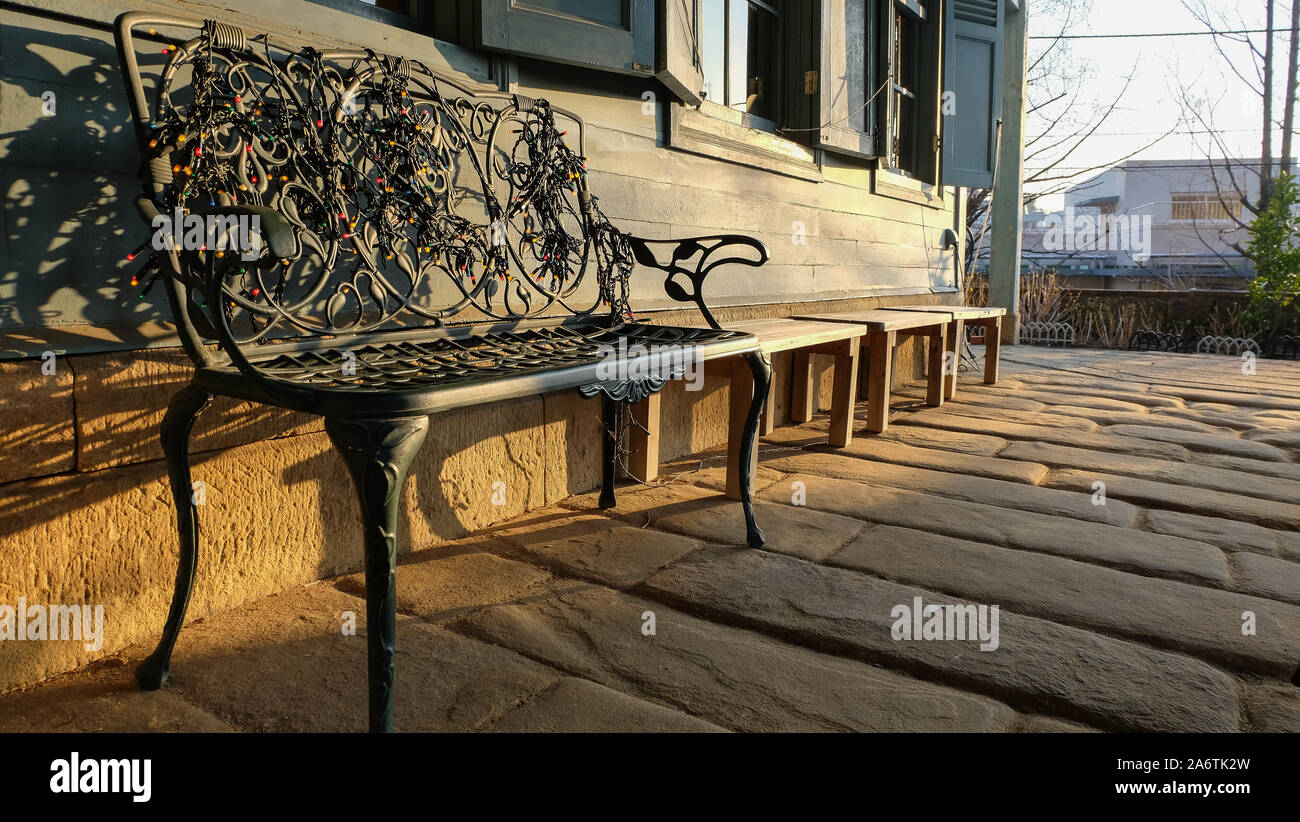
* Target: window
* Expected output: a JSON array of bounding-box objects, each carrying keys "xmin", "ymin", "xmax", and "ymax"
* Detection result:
[
  {"xmin": 700, "ymin": 1, "xmax": 784, "ymax": 125},
  {"xmin": 883, "ymin": 0, "xmax": 939, "ymax": 181},
  {"xmin": 310, "ymin": 0, "xmax": 422, "ymax": 28},
  {"xmin": 1172, "ymin": 193, "xmax": 1236, "ymax": 222},
  {"xmin": 358, "ymin": 0, "xmax": 412, "ymax": 13}
]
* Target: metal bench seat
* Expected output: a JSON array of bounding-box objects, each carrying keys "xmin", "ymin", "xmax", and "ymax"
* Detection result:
[{"xmin": 197, "ymin": 321, "xmax": 756, "ymax": 416}]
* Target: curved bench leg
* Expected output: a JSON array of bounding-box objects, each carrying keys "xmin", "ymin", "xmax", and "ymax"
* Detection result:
[
  {"xmin": 740, "ymin": 351, "xmax": 772, "ymax": 548},
  {"xmin": 599, "ymin": 394, "xmax": 618, "ymax": 509},
  {"xmin": 325, "ymin": 416, "xmax": 430, "ymax": 734},
  {"xmin": 136, "ymin": 384, "xmax": 213, "ymax": 691}
]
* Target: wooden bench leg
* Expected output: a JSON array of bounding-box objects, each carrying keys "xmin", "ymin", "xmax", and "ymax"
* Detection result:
[
  {"xmin": 726, "ymin": 357, "xmax": 755, "ymax": 502},
  {"xmin": 599, "ymin": 395, "xmax": 618, "ymax": 508},
  {"xmin": 944, "ymin": 318, "xmax": 963, "ymax": 400},
  {"xmin": 866, "ymin": 330, "xmax": 895, "ymax": 434},
  {"xmin": 325, "ymin": 415, "xmax": 430, "ymax": 734},
  {"xmin": 135, "ymin": 384, "xmax": 213, "ymax": 693},
  {"xmin": 926, "ymin": 322, "xmax": 948, "ymax": 408},
  {"xmin": 984, "ymin": 317, "xmax": 1002, "ymax": 385},
  {"xmin": 629, "ymin": 392, "xmax": 661, "ymax": 482},
  {"xmin": 828, "ymin": 337, "xmax": 860, "ymax": 448},
  {"xmin": 790, "ymin": 350, "xmax": 814, "ymax": 423}
]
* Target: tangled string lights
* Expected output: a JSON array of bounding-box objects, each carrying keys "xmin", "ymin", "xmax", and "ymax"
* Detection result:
[{"xmin": 132, "ymin": 24, "xmax": 637, "ymax": 344}]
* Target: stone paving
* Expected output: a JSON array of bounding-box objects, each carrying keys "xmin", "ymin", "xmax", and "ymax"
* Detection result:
[{"xmin": 3, "ymin": 346, "xmax": 1300, "ymax": 732}]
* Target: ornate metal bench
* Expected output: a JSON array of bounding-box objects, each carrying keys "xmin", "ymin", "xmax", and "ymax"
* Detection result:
[{"xmin": 114, "ymin": 12, "xmax": 772, "ymax": 732}]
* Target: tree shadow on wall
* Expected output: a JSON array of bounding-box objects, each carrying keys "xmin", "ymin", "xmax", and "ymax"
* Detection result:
[{"xmin": 0, "ymin": 23, "xmax": 171, "ymax": 355}]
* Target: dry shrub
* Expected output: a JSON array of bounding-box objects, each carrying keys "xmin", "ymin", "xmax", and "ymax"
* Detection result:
[
  {"xmin": 1072, "ymin": 299, "xmax": 1165, "ymax": 349},
  {"xmin": 964, "ymin": 273, "xmax": 989, "ymax": 307},
  {"xmin": 1020, "ymin": 270, "xmax": 1074, "ymax": 325}
]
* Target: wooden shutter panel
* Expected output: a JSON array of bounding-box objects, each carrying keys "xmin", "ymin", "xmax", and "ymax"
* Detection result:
[
  {"xmin": 478, "ymin": 0, "xmax": 656, "ymax": 76},
  {"xmin": 657, "ymin": 0, "xmax": 704, "ymax": 103},
  {"xmin": 811, "ymin": 0, "xmax": 880, "ymax": 159},
  {"xmin": 941, "ymin": 0, "xmax": 1004, "ymax": 188}
]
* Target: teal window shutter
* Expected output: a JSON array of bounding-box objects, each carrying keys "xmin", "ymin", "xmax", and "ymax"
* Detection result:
[
  {"xmin": 941, "ymin": 0, "xmax": 1004, "ymax": 188},
  {"xmin": 478, "ymin": 0, "xmax": 656, "ymax": 75}
]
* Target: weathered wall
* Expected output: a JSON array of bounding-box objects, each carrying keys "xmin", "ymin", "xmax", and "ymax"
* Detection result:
[
  {"xmin": 0, "ymin": 295, "xmax": 950, "ymax": 693},
  {"xmin": 0, "ymin": 0, "xmax": 962, "ymax": 692},
  {"xmin": 0, "ymin": 0, "xmax": 961, "ymax": 355}
]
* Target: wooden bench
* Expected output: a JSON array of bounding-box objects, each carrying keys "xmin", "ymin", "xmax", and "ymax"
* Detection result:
[
  {"xmin": 115, "ymin": 12, "xmax": 775, "ymax": 732},
  {"xmin": 790, "ymin": 309, "xmax": 954, "ymax": 434},
  {"xmin": 626, "ymin": 318, "xmax": 865, "ymax": 497},
  {"xmin": 885, "ymin": 305, "xmax": 1006, "ymax": 394}
]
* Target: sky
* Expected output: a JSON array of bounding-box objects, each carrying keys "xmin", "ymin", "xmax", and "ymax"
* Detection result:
[{"xmin": 1025, "ymin": 0, "xmax": 1295, "ymax": 209}]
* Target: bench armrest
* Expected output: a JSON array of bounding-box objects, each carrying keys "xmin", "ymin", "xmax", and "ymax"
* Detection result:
[{"xmin": 625, "ymin": 235, "xmax": 769, "ymax": 330}]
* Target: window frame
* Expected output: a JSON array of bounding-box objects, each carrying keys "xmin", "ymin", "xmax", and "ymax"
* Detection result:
[{"xmin": 1171, "ymin": 193, "xmax": 1237, "ymax": 222}]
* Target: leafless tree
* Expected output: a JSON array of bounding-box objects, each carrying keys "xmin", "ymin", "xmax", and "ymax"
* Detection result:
[
  {"xmin": 964, "ymin": 0, "xmax": 1173, "ymax": 279},
  {"xmin": 1175, "ymin": 0, "xmax": 1300, "ymax": 256}
]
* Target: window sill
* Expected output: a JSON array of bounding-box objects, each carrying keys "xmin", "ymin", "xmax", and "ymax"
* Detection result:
[
  {"xmin": 667, "ymin": 102, "xmax": 822, "ymax": 182},
  {"xmin": 873, "ymin": 168, "xmax": 946, "ymax": 209}
]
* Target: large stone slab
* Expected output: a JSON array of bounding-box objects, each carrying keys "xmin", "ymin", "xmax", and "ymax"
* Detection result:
[
  {"xmin": 877, "ymin": 423, "xmax": 1010, "ymax": 457},
  {"xmin": 1150, "ymin": 386, "xmax": 1300, "ymax": 412},
  {"xmin": 1000, "ymin": 440, "xmax": 1300, "ymax": 505},
  {"xmin": 787, "ymin": 434, "xmax": 1048, "ymax": 484},
  {"xmin": 1042, "ymin": 405, "xmax": 1230, "ymax": 434},
  {"xmin": 639, "ymin": 548, "xmax": 1239, "ymax": 732},
  {"xmin": 1144, "ymin": 509, "xmax": 1300, "ymax": 559},
  {"xmin": 336, "ymin": 540, "xmax": 555, "ymax": 621},
  {"xmin": 896, "ymin": 411, "xmax": 1193, "ymax": 461},
  {"xmin": 1229, "ymin": 552, "xmax": 1300, "ymax": 606},
  {"xmin": 959, "ymin": 384, "xmax": 1153, "ymax": 412},
  {"xmin": 1103, "ymin": 424, "xmax": 1290, "ymax": 462},
  {"xmin": 0, "ymin": 659, "xmax": 234, "ymax": 732},
  {"xmin": 1195, "ymin": 452, "xmax": 1300, "ymax": 481},
  {"xmin": 830, "ymin": 524, "xmax": 1300, "ymax": 676},
  {"xmin": 1044, "ymin": 469, "xmax": 1300, "ymax": 532},
  {"xmin": 493, "ymin": 511, "xmax": 707, "ymax": 588},
  {"xmin": 893, "ymin": 383, "xmax": 1047, "ymax": 412},
  {"xmin": 455, "ymin": 583, "xmax": 1018, "ymax": 732},
  {"xmin": 1243, "ymin": 683, "xmax": 1300, "ymax": 732},
  {"xmin": 571, "ymin": 481, "xmax": 866, "ymax": 561},
  {"xmin": 1003, "ymin": 377, "xmax": 1183, "ymax": 409},
  {"xmin": 765, "ymin": 452, "xmax": 1137, "ymax": 528},
  {"xmin": 487, "ymin": 678, "xmax": 728, "ymax": 732},
  {"xmin": 885, "ymin": 396, "xmax": 1097, "ymax": 431},
  {"xmin": 757, "ymin": 474, "xmax": 1230, "ymax": 585},
  {"xmin": 159, "ymin": 583, "xmax": 562, "ymax": 732}
]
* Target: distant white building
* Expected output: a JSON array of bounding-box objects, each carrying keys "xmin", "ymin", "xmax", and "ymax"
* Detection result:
[{"xmin": 1013, "ymin": 158, "xmax": 1293, "ymax": 290}]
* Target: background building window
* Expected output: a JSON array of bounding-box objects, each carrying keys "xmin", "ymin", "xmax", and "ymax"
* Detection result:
[{"xmin": 1172, "ymin": 193, "xmax": 1236, "ymax": 222}]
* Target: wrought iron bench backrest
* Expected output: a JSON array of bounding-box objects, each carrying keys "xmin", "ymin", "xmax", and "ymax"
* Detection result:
[{"xmin": 115, "ymin": 13, "xmax": 634, "ymax": 369}]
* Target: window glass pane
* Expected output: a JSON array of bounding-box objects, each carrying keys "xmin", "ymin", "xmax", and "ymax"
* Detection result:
[
  {"xmin": 890, "ymin": 3, "xmax": 921, "ymax": 175},
  {"xmin": 701, "ymin": 0, "xmax": 727, "ymax": 103},
  {"xmin": 744, "ymin": 1, "xmax": 778, "ymax": 119}
]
